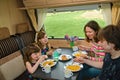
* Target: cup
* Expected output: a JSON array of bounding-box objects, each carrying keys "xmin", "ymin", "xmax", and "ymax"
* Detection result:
[
  {"xmin": 53, "ymin": 51, "xmax": 59, "ymax": 61},
  {"xmin": 64, "ymin": 69, "xmax": 73, "ymax": 78},
  {"xmin": 56, "ymin": 48, "xmax": 62, "ymax": 54},
  {"xmin": 72, "ymin": 46, "xmax": 78, "ymax": 51},
  {"xmin": 42, "ymin": 65, "xmax": 51, "ymax": 73}
]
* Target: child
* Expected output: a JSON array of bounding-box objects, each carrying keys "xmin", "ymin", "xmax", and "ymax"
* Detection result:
[
  {"xmin": 37, "ymin": 31, "xmax": 54, "ymax": 56},
  {"xmin": 23, "ymin": 43, "xmax": 48, "ymax": 80}
]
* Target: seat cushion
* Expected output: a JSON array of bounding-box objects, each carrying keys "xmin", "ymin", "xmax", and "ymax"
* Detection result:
[{"xmin": 0, "ymin": 51, "xmax": 26, "ymax": 80}]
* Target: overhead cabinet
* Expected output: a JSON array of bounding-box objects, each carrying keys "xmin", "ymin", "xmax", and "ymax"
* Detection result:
[
  {"xmin": 23, "ymin": 0, "xmax": 46, "ymax": 7},
  {"xmin": 23, "ymin": 0, "xmax": 119, "ymax": 9},
  {"xmin": 46, "ymin": 0, "xmax": 73, "ymax": 5}
]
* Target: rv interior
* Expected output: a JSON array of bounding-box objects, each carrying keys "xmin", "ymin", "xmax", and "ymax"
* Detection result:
[{"xmin": 0, "ymin": 0, "xmax": 120, "ymax": 80}]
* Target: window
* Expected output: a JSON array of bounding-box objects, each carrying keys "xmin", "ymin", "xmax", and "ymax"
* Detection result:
[{"xmin": 44, "ymin": 5, "xmax": 107, "ymax": 38}]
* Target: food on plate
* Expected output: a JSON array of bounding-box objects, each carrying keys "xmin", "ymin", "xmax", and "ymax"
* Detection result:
[
  {"xmin": 66, "ymin": 64, "xmax": 81, "ymax": 72},
  {"xmin": 59, "ymin": 54, "xmax": 72, "ymax": 61},
  {"xmin": 61, "ymin": 55, "xmax": 68, "ymax": 60},
  {"xmin": 42, "ymin": 60, "xmax": 54, "ymax": 67},
  {"xmin": 74, "ymin": 52, "xmax": 81, "ymax": 57},
  {"xmin": 73, "ymin": 52, "xmax": 87, "ymax": 58}
]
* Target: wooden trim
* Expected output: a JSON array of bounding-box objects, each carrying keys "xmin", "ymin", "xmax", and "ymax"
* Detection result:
[
  {"xmin": 48, "ymin": 39, "xmax": 91, "ymax": 48},
  {"xmin": 0, "ymin": 51, "xmax": 21, "ymax": 65},
  {"xmin": 21, "ymin": 0, "xmax": 120, "ymax": 9}
]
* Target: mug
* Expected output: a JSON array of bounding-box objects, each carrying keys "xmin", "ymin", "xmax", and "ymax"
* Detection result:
[
  {"xmin": 42, "ymin": 65, "xmax": 51, "ymax": 73},
  {"xmin": 72, "ymin": 46, "xmax": 78, "ymax": 51},
  {"xmin": 56, "ymin": 48, "xmax": 62, "ymax": 54},
  {"xmin": 64, "ymin": 69, "xmax": 73, "ymax": 78}
]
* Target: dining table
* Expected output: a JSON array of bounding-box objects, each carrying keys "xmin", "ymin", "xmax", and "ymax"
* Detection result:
[{"xmin": 32, "ymin": 48, "xmax": 81, "ymax": 80}]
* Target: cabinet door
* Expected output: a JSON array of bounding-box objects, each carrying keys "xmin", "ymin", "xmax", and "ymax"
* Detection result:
[
  {"xmin": 23, "ymin": 0, "xmax": 44, "ymax": 2},
  {"xmin": 23, "ymin": 0, "xmax": 46, "ymax": 7},
  {"xmin": 46, "ymin": 0, "xmax": 73, "ymax": 5},
  {"xmin": 72, "ymin": 0, "xmax": 117, "ymax": 3},
  {"xmin": 72, "ymin": 0, "xmax": 86, "ymax": 2}
]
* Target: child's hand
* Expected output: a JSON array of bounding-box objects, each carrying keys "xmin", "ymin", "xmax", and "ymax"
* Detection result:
[
  {"xmin": 38, "ymin": 55, "xmax": 47, "ymax": 63},
  {"xmin": 43, "ymin": 55, "xmax": 48, "ymax": 59},
  {"xmin": 41, "ymin": 55, "xmax": 48, "ymax": 60},
  {"xmin": 47, "ymin": 49, "xmax": 54, "ymax": 55},
  {"xmin": 38, "ymin": 57, "xmax": 44, "ymax": 63}
]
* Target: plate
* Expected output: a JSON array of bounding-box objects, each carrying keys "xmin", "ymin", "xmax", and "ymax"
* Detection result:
[
  {"xmin": 40, "ymin": 59, "xmax": 57, "ymax": 67},
  {"xmin": 64, "ymin": 63, "xmax": 83, "ymax": 72},
  {"xmin": 72, "ymin": 51, "xmax": 87, "ymax": 58},
  {"xmin": 59, "ymin": 54, "xmax": 72, "ymax": 61}
]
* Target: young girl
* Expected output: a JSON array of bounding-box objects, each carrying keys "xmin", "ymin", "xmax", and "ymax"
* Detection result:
[
  {"xmin": 37, "ymin": 31, "xmax": 54, "ymax": 56},
  {"xmin": 23, "ymin": 43, "xmax": 48, "ymax": 80}
]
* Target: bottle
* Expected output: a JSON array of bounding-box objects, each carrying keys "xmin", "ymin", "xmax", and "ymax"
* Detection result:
[{"xmin": 53, "ymin": 50, "xmax": 59, "ymax": 61}]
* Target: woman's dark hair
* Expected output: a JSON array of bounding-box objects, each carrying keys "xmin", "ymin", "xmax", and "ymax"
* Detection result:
[
  {"xmin": 37, "ymin": 31, "xmax": 48, "ymax": 49},
  {"xmin": 98, "ymin": 24, "xmax": 120, "ymax": 50},
  {"xmin": 84, "ymin": 20, "xmax": 101, "ymax": 42}
]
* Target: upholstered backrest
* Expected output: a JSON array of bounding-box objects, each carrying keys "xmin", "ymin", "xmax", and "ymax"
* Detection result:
[
  {"xmin": 0, "ymin": 27, "xmax": 10, "ymax": 40},
  {"xmin": 16, "ymin": 23, "xmax": 29, "ymax": 34},
  {"xmin": 0, "ymin": 35, "xmax": 26, "ymax": 80},
  {"xmin": 0, "ymin": 37, "xmax": 19, "ymax": 59},
  {"xmin": 16, "ymin": 31, "xmax": 36, "ymax": 47}
]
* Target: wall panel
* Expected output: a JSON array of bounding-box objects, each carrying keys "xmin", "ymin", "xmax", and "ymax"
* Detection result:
[{"xmin": 0, "ymin": 0, "xmax": 27, "ymax": 35}]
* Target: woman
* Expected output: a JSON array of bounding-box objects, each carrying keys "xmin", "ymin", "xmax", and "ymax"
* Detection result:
[
  {"xmin": 76, "ymin": 20, "xmax": 103, "ymax": 80},
  {"xmin": 81, "ymin": 20, "xmax": 105, "ymax": 60},
  {"xmin": 37, "ymin": 31, "xmax": 54, "ymax": 56},
  {"xmin": 79, "ymin": 20, "xmax": 100, "ymax": 50},
  {"xmin": 75, "ymin": 24, "xmax": 120, "ymax": 80}
]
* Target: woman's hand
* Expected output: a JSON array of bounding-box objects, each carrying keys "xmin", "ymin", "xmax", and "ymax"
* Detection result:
[
  {"xmin": 78, "ymin": 45, "xmax": 91, "ymax": 51},
  {"xmin": 78, "ymin": 45, "xmax": 86, "ymax": 50},
  {"xmin": 73, "ymin": 57, "xmax": 85, "ymax": 64}
]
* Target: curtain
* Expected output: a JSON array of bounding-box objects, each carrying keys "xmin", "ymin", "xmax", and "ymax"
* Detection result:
[
  {"xmin": 100, "ymin": 3, "xmax": 112, "ymax": 25},
  {"xmin": 27, "ymin": 9, "xmax": 47, "ymax": 41},
  {"xmin": 112, "ymin": 2, "xmax": 120, "ymax": 25},
  {"xmin": 37, "ymin": 9, "xmax": 47, "ymax": 32},
  {"xmin": 27, "ymin": 9, "xmax": 38, "ymax": 31}
]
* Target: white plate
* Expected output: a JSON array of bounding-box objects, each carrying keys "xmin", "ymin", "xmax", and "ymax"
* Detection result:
[
  {"xmin": 40, "ymin": 59, "xmax": 57, "ymax": 67},
  {"xmin": 58, "ymin": 54, "xmax": 72, "ymax": 61},
  {"xmin": 72, "ymin": 51, "xmax": 87, "ymax": 57},
  {"xmin": 64, "ymin": 63, "xmax": 83, "ymax": 72}
]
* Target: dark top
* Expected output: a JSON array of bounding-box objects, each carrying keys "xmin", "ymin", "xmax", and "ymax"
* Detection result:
[
  {"xmin": 26, "ymin": 63, "xmax": 41, "ymax": 80},
  {"xmin": 99, "ymin": 53, "xmax": 120, "ymax": 80},
  {"xmin": 41, "ymin": 47, "xmax": 49, "ymax": 55}
]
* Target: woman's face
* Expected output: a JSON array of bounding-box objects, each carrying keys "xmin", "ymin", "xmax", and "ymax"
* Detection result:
[
  {"xmin": 39, "ymin": 34, "xmax": 48, "ymax": 45},
  {"xmin": 85, "ymin": 26, "xmax": 96, "ymax": 39},
  {"xmin": 98, "ymin": 40, "xmax": 114, "ymax": 53}
]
